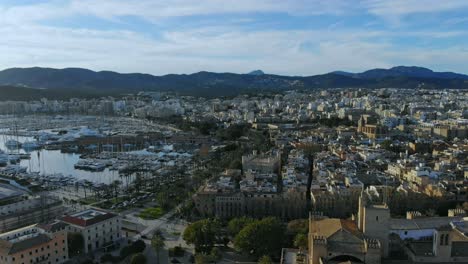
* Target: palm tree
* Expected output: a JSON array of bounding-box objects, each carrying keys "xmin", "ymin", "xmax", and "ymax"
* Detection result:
[
  {"xmin": 111, "ymin": 180, "xmax": 122, "ymax": 199},
  {"xmin": 151, "ymin": 231, "xmax": 165, "ymax": 264},
  {"xmin": 83, "ymin": 180, "xmax": 93, "ymax": 200}
]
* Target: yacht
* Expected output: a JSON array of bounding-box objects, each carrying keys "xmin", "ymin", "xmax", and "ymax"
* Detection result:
[
  {"xmin": 0, "ymin": 151, "xmax": 8, "ymax": 167},
  {"xmin": 0, "ymin": 164, "xmax": 27, "ymax": 174},
  {"xmin": 22, "ymin": 141, "xmax": 40, "ymax": 150},
  {"xmin": 8, "ymin": 154, "xmax": 20, "ymax": 164},
  {"xmin": 5, "ymin": 140, "xmax": 21, "ymax": 149},
  {"xmin": 19, "ymin": 153, "xmax": 31, "ymax": 159}
]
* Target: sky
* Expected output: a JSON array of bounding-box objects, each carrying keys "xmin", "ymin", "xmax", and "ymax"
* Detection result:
[{"xmin": 1, "ymin": 0, "xmax": 468, "ymax": 76}]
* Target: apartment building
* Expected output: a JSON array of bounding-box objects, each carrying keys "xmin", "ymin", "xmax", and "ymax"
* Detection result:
[
  {"xmin": 0, "ymin": 221, "xmax": 69, "ymax": 264},
  {"xmin": 61, "ymin": 209, "xmax": 121, "ymax": 253}
]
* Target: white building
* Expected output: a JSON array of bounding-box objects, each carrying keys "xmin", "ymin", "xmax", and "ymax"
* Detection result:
[{"xmin": 61, "ymin": 209, "xmax": 121, "ymax": 253}]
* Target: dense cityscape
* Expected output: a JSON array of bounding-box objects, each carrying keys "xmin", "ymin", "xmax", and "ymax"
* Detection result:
[
  {"xmin": 1, "ymin": 0, "xmax": 468, "ymax": 263},
  {"xmin": 0, "ymin": 87, "xmax": 465, "ymax": 264}
]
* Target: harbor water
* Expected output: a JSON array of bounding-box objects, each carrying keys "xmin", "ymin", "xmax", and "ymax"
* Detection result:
[{"xmin": 0, "ymin": 135, "xmax": 122, "ymax": 184}]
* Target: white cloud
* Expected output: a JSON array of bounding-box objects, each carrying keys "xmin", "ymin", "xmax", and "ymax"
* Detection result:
[
  {"xmin": 0, "ymin": 1, "xmax": 467, "ymax": 75},
  {"xmin": 69, "ymin": 0, "xmax": 354, "ymax": 21},
  {"xmin": 1, "ymin": 20, "xmax": 467, "ymax": 76},
  {"xmin": 0, "ymin": 0, "xmax": 354, "ymax": 26},
  {"xmin": 364, "ymin": 0, "xmax": 468, "ymax": 21}
]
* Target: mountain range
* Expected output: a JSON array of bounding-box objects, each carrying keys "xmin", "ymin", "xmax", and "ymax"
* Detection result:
[
  {"xmin": 332, "ymin": 66, "xmax": 468, "ymax": 80},
  {"xmin": 0, "ymin": 66, "xmax": 466, "ymax": 99}
]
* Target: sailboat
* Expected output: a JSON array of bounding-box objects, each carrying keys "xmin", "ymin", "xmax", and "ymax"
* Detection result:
[
  {"xmin": 5, "ymin": 140, "xmax": 21, "ymax": 149},
  {"xmin": 22, "ymin": 141, "xmax": 40, "ymax": 150},
  {"xmin": 5, "ymin": 121, "xmax": 21, "ymax": 149},
  {"xmin": 0, "ymin": 150, "xmax": 8, "ymax": 167}
]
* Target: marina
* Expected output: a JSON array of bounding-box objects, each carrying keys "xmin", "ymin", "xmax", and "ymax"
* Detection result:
[
  {"xmin": 0, "ymin": 134, "xmax": 123, "ymax": 184},
  {"xmin": 0, "ymin": 126, "xmax": 195, "ymax": 190}
]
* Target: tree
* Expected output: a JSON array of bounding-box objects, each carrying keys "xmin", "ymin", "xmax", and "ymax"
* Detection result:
[
  {"xmin": 227, "ymin": 217, "xmax": 254, "ymax": 236},
  {"xmin": 192, "ymin": 170, "xmax": 211, "ymax": 188},
  {"xmin": 380, "ymin": 140, "xmax": 392, "ymax": 150},
  {"xmin": 133, "ymin": 239, "xmax": 146, "ymax": 253},
  {"xmin": 153, "ymin": 228, "xmax": 163, "ymax": 238},
  {"xmin": 68, "ymin": 232, "xmax": 84, "ymax": 257},
  {"xmin": 286, "ymin": 219, "xmax": 309, "ymax": 249},
  {"xmin": 195, "ymin": 254, "xmax": 210, "ymax": 264},
  {"xmin": 293, "ymin": 233, "xmax": 308, "ymax": 250},
  {"xmin": 111, "ymin": 180, "xmax": 122, "ymax": 199},
  {"xmin": 462, "ymin": 202, "xmax": 468, "ymax": 212},
  {"xmin": 156, "ymin": 191, "xmax": 171, "ymax": 210},
  {"xmin": 210, "ymin": 247, "xmax": 222, "ymax": 263},
  {"xmin": 120, "ymin": 240, "xmax": 146, "ymax": 259},
  {"xmin": 130, "ymin": 253, "xmax": 147, "ymax": 264},
  {"xmin": 286, "ymin": 219, "xmax": 308, "ymax": 235},
  {"xmin": 151, "ymin": 232, "xmax": 165, "ymax": 264},
  {"xmin": 183, "ymin": 219, "xmax": 220, "ymax": 253},
  {"xmin": 258, "ymin": 255, "xmax": 272, "ymax": 264},
  {"xmin": 82, "ymin": 180, "xmax": 93, "ymax": 199},
  {"xmin": 234, "ymin": 217, "xmax": 285, "ymax": 258},
  {"xmin": 133, "ymin": 173, "xmax": 144, "ymax": 194}
]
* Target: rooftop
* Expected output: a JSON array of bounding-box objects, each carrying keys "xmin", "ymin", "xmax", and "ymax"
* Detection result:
[
  {"xmin": 0, "ymin": 184, "xmax": 24, "ymax": 201},
  {"xmin": 390, "ymin": 216, "xmax": 464, "ymax": 230},
  {"xmin": 0, "ymin": 224, "xmax": 51, "ymax": 255},
  {"xmin": 61, "ymin": 209, "xmax": 117, "ymax": 227}
]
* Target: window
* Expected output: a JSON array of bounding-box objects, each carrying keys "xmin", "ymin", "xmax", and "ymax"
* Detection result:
[
  {"xmin": 376, "ymin": 216, "xmax": 379, "ymax": 221},
  {"xmin": 444, "ymin": 234, "xmax": 449, "ymax": 245},
  {"xmin": 440, "ymin": 234, "xmax": 444, "ymax": 245}
]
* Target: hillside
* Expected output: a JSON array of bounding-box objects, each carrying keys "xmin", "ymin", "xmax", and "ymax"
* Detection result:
[{"xmin": 0, "ymin": 66, "xmax": 466, "ymax": 99}]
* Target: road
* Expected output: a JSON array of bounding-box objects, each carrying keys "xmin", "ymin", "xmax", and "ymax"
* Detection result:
[{"xmin": 123, "ymin": 204, "xmax": 192, "ymax": 264}]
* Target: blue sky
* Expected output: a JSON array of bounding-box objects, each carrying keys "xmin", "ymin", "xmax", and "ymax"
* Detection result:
[{"xmin": 1, "ymin": 0, "xmax": 468, "ymax": 75}]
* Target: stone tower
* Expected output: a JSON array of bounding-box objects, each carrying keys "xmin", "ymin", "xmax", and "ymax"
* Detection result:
[{"xmin": 357, "ymin": 191, "xmax": 390, "ymax": 258}]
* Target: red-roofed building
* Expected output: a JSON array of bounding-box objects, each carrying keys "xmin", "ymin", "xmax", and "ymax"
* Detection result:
[{"xmin": 61, "ymin": 209, "xmax": 121, "ymax": 253}]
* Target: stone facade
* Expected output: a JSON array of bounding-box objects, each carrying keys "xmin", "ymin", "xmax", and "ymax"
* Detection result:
[
  {"xmin": 0, "ymin": 222, "xmax": 69, "ymax": 264},
  {"xmin": 61, "ymin": 209, "xmax": 121, "ymax": 253}
]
